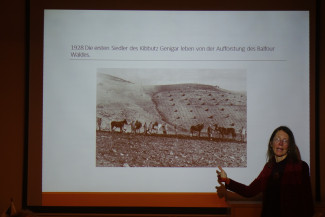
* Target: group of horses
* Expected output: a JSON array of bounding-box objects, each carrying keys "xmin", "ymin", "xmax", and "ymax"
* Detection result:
[
  {"xmin": 104, "ymin": 118, "xmax": 246, "ymax": 142},
  {"xmin": 190, "ymin": 123, "xmax": 246, "ymax": 142},
  {"xmin": 110, "ymin": 119, "xmax": 167, "ymax": 135}
]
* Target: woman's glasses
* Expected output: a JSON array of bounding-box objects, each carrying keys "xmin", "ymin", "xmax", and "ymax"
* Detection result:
[{"xmin": 273, "ymin": 137, "xmax": 289, "ymax": 145}]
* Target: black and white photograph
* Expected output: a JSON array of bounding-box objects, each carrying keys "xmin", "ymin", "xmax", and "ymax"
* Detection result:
[{"xmin": 96, "ymin": 69, "xmax": 247, "ymax": 167}]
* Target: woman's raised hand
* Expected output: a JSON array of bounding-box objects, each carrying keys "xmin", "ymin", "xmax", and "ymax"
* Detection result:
[{"xmin": 216, "ymin": 166, "xmax": 228, "ymax": 183}]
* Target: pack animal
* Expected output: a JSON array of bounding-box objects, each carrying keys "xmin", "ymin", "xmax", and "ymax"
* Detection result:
[
  {"xmin": 190, "ymin": 124, "xmax": 204, "ymax": 137},
  {"xmin": 131, "ymin": 120, "xmax": 142, "ymax": 134},
  {"xmin": 111, "ymin": 119, "xmax": 127, "ymax": 132},
  {"xmin": 214, "ymin": 124, "xmax": 236, "ymax": 139},
  {"xmin": 151, "ymin": 121, "xmax": 162, "ymax": 134}
]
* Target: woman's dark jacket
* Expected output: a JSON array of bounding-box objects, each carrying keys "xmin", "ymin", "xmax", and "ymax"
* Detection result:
[{"xmin": 226, "ymin": 159, "xmax": 314, "ymax": 217}]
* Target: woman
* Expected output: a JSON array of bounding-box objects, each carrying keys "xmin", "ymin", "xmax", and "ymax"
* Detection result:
[{"xmin": 217, "ymin": 126, "xmax": 314, "ymax": 217}]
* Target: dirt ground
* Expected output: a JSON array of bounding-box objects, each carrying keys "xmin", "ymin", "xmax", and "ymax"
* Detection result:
[{"xmin": 96, "ymin": 131, "xmax": 246, "ymax": 168}]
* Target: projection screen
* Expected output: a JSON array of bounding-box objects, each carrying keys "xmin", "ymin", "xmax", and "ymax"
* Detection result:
[{"xmin": 27, "ymin": 8, "xmax": 312, "ymax": 211}]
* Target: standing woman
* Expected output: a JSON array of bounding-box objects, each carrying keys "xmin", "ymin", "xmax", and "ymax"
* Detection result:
[{"xmin": 217, "ymin": 126, "xmax": 314, "ymax": 217}]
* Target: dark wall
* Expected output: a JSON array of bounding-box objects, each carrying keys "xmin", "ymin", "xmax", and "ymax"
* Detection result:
[
  {"xmin": 0, "ymin": 0, "xmax": 324, "ymax": 216},
  {"xmin": 0, "ymin": 0, "xmax": 27, "ymax": 211}
]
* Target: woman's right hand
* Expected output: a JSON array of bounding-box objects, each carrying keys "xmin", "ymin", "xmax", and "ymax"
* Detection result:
[{"xmin": 216, "ymin": 166, "xmax": 228, "ymax": 183}]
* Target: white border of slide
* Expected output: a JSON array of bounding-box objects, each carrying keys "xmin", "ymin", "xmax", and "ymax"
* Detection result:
[{"xmin": 42, "ymin": 10, "xmax": 309, "ymax": 192}]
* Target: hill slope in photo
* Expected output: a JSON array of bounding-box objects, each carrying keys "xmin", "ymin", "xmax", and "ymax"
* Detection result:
[
  {"xmin": 96, "ymin": 72, "xmax": 246, "ymax": 136},
  {"xmin": 96, "ymin": 72, "xmax": 247, "ymax": 167}
]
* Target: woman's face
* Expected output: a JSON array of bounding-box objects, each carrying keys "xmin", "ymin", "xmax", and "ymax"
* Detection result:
[{"xmin": 272, "ymin": 130, "xmax": 289, "ymax": 162}]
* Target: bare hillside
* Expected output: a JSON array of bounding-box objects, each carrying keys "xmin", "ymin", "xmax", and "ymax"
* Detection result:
[
  {"xmin": 96, "ymin": 73, "xmax": 246, "ymax": 136},
  {"xmin": 96, "ymin": 73, "xmax": 247, "ymax": 167}
]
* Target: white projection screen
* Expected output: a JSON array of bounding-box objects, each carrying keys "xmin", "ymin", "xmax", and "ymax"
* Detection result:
[{"xmin": 27, "ymin": 1, "xmax": 316, "ymax": 214}]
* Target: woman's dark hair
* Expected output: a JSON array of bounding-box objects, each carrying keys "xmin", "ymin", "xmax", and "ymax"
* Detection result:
[{"xmin": 267, "ymin": 126, "xmax": 301, "ymax": 163}]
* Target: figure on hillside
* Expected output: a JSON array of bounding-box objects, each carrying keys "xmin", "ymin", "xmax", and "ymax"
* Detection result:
[
  {"xmin": 207, "ymin": 124, "xmax": 213, "ymax": 140},
  {"xmin": 97, "ymin": 117, "xmax": 102, "ymax": 131}
]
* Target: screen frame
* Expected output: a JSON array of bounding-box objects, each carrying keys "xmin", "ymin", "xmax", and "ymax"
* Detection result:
[{"xmin": 25, "ymin": 0, "xmax": 317, "ymax": 214}]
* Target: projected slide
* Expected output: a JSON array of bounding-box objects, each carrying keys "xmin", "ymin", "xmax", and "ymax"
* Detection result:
[{"xmin": 42, "ymin": 10, "xmax": 309, "ymax": 193}]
